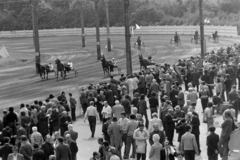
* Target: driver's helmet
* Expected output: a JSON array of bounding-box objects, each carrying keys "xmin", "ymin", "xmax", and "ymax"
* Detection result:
[
  {"xmin": 175, "ymin": 32, "xmax": 178, "ymax": 35},
  {"xmin": 69, "ymin": 60, "xmax": 71, "ymax": 62},
  {"xmin": 138, "ymin": 36, "xmax": 141, "ymax": 39},
  {"xmin": 112, "ymin": 58, "xmax": 115, "ymax": 60}
]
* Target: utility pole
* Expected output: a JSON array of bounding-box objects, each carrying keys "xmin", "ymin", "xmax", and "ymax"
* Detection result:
[
  {"xmin": 80, "ymin": 0, "xmax": 85, "ymax": 47},
  {"xmin": 32, "ymin": 0, "xmax": 40, "ymax": 73},
  {"xmin": 93, "ymin": 0, "xmax": 101, "ymax": 60},
  {"xmin": 105, "ymin": 0, "xmax": 111, "ymax": 51},
  {"xmin": 199, "ymin": 0, "xmax": 205, "ymax": 59},
  {"xmin": 124, "ymin": 0, "xmax": 132, "ymax": 75}
]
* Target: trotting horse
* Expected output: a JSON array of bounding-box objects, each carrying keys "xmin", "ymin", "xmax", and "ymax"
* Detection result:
[
  {"xmin": 101, "ymin": 56, "xmax": 110, "ymax": 75},
  {"xmin": 36, "ymin": 63, "xmax": 49, "ymax": 80},
  {"xmin": 55, "ymin": 59, "xmax": 67, "ymax": 79},
  {"xmin": 139, "ymin": 54, "xmax": 155, "ymax": 71}
]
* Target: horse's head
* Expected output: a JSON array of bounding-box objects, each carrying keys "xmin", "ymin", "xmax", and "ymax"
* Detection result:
[
  {"xmin": 55, "ymin": 59, "xmax": 61, "ymax": 65},
  {"xmin": 139, "ymin": 55, "xmax": 143, "ymax": 60}
]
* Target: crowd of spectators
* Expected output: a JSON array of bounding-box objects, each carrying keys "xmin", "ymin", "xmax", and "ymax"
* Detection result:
[{"xmin": 1, "ymin": 44, "xmax": 240, "ymax": 160}]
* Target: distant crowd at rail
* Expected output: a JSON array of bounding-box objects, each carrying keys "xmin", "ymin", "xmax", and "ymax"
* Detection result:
[{"xmin": 1, "ymin": 44, "xmax": 240, "ymax": 160}]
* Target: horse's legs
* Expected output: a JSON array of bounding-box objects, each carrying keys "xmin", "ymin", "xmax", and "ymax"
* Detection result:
[
  {"xmin": 39, "ymin": 72, "xmax": 43, "ymax": 79},
  {"xmin": 56, "ymin": 71, "xmax": 58, "ymax": 79},
  {"xmin": 46, "ymin": 71, "xmax": 48, "ymax": 79}
]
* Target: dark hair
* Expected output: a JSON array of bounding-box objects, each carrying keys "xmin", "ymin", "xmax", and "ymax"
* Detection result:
[
  {"xmin": 151, "ymin": 92, "xmax": 156, "ymax": 97},
  {"xmin": 4, "ymin": 137, "xmax": 10, "ymax": 143},
  {"xmin": 112, "ymin": 117, "xmax": 117, "ymax": 122},
  {"xmin": 20, "ymin": 103, "xmax": 25, "ymax": 109},
  {"xmin": 9, "ymin": 107, "xmax": 14, "ymax": 112},
  {"xmin": 98, "ymin": 138, "xmax": 103, "ymax": 143},
  {"xmin": 33, "ymin": 143, "xmax": 39, "ymax": 149},
  {"xmin": 191, "ymin": 102, "xmax": 196, "ymax": 107},
  {"xmin": 21, "ymin": 112, "xmax": 26, "ymax": 116},
  {"xmin": 38, "ymin": 101, "xmax": 43, "ymax": 106},
  {"xmin": 34, "ymin": 100, "xmax": 38, "ymax": 104},
  {"xmin": 121, "ymin": 112, "xmax": 126, "ymax": 116},
  {"xmin": 93, "ymin": 151, "xmax": 99, "ymax": 157},
  {"xmin": 207, "ymin": 102, "xmax": 213, "ymax": 108},
  {"xmin": 185, "ymin": 125, "xmax": 191, "ymax": 131},
  {"xmin": 140, "ymin": 94, "xmax": 145, "ymax": 100},
  {"xmin": 102, "ymin": 141, "xmax": 109, "ymax": 147},
  {"xmin": 90, "ymin": 101, "xmax": 94, "ymax": 106},
  {"xmin": 130, "ymin": 114, "xmax": 136, "ymax": 120},
  {"xmin": 58, "ymin": 137, "xmax": 64, "ymax": 143},
  {"xmin": 69, "ymin": 93, "xmax": 72, "ymax": 96},
  {"xmin": 209, "ymin": 126, "xmax": 216, "ymax": 132},
  {"xmin": 21, "ymin": 135, "xmax": 27, "ymax": 141},
  {"xmin": 62, "ymin": 91, "xmax": 65, "ymax": 95}
]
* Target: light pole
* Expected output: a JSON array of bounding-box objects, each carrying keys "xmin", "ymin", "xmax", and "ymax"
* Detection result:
[
  {"xmin": 124, "ymin": 0, "xmax": 132, "ymax": 75},
  {"xmin": 80, "ymin": 0, "xmax": 85, "ymax": 47},
  {"xmin": 32, "ymin": 0, "xmax": 40, "ymax": 73},
  {"xmin": 105, "ymin": 0, "xmax": 111, "ymax": 51},
  {"xmin": 93, "ymin": 0, "xmax": 101, "ymax": 60},
  {"xmin": 199, "ymin": 0, "xmax": 205, "ymax": 59}
]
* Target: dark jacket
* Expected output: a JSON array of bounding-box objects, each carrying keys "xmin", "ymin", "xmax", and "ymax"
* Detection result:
[
  {"xmin": 67, "ymin": 140, "xmax": 78, "ymax": 160},
  {"xmin": 38, "ymin": 112, "xmax": 49, "ymax": 136},
  {"xmin": 121, "ymin": 99, "xmax": 131, "ymax": 115},
  {"xmin": 160, "ymin": 147, "xmax": 176, "ymax": 160},
  {"xmin": 190, "ymin": 116, "xmax": 200, "ymax": 135},
  {"xmin": 50, "ymin": 111, "xmax": 60, "ymax": 131},
  {"xmin": 56, "ymin": 143, "xmax": 72, "ymax": 160},
  {"xmin": 33, "ymin": 150, "xmax": 45, "ymax": 160},
  {"xmin": 41, "ymin": 142, "xmax": 54, "ymax": 160},
  {"xmin": 137, "ymin": 100, "xmax": 148, "ymax": 114},
  {"xmin": 191, "ymin": 71, "xmax": 200, "ymax": 85},
  {"xmin": 201, "ymin": 73, "xmax": 211, "ymax": 84},
  {"xmin": 19, "ymin": 142, "xmax": 33, "ymax": 160},
  {"xmin": 207, "ymin": 132, "xmax": 219, "ymax": 157},
  {"xmin": 165, "ymin": 114, "xmax": 175, "ymax": 130},
  {"xmin": 102, "ymin": 122, "xmax": 110, "ymax": 143},
  {"xmin": 60, "ymin": 116, "xmax": 72, "ymax": 136},
  {"xmin": 176, "ymin": 122, "xmax": 187, "ymax": 142},
  {"xmin": 169, "ymin": 89, "xmax": 179, "ymax": 107},
  {"xmin": 104, "ymin": 89, "xmax": 114, "ymax": 106},
  {"xmin": 0, "ymin": 143, "xmax": 13, "ymax": 160}
]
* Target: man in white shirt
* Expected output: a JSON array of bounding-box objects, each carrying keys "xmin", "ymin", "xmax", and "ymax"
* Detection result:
[
  {"xmin": 67, "ymin": 60, "xmax": 73, "ymax": 70},
  {"xmin": 102, "ymin": 101, "xmax": 112, "ymax": 123},
  {"xmin": 148, "ymin": 112, "xmax": 163, "ymax": 133},
  {"xmin": 84, "ymin": 101, "xmax": 99, "ymax": 138}
]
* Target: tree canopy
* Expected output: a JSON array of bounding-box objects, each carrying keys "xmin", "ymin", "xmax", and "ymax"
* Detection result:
[{"xmin": 0, "ymin": 0, "xmax": 239, "ymax": 31}]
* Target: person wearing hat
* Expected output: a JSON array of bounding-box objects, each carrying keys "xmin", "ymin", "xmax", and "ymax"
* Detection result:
[{"xmin": 7, "ymin": 146, "xmax": 24, "ymax": 160}]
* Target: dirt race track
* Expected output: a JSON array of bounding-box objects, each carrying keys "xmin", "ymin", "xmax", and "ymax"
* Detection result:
[{"xmin": 0, "ymin": 34, "xmax": 239, "ymax": 111}]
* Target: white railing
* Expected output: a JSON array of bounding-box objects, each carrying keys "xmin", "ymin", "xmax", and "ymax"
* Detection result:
[{"xmin": 0, "ymin": 25, "xmax": 237, "ymax": 37}]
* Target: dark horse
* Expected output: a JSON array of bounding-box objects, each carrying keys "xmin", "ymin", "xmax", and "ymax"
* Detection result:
[
  {"xmin": 36, "ymin": 63, "xmax": 49, "ymax": 80},
  {"xmin": 139, "ymin": 55, "xmax": 155, "ymax": 71},
  {"xmin": 100, "ymin": 55, "xmax": 111, "ymax": 75},
  {"xmin": 55, "ymin": 59, "xmax": 67, "ymax": 79}
]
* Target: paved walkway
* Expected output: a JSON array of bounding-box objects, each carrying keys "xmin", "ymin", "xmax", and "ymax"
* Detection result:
[{"xmin": 74, "ymin": 96, "xmax": 227, "ymax": 160}]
